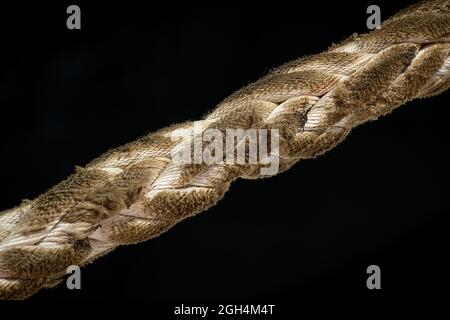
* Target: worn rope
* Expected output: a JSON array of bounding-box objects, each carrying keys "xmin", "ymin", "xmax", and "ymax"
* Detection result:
[{"xmin": 1, "ymin": 0, "xmax": 449, "ymax": 299}]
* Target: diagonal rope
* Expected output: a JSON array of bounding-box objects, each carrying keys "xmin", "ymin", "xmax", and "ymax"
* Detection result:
[{"xmin": 1, "ymin": 0, "xmax": 449, "ymax": 299}]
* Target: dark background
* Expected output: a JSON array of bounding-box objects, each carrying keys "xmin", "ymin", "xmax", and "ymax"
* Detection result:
[{"xmin": 0, "ymin": 0, "xmax": 448, "ymax": 308}]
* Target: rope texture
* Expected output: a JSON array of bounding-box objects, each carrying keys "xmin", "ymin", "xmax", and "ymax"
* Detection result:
[{"xmin": 1, "ymin": 0, "xmax": 449, "ymax": 299}]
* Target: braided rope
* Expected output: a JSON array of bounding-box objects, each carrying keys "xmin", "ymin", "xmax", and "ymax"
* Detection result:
[{"xmin": 1, "ymin": 0, "xmax": 449, "ymax": 299}]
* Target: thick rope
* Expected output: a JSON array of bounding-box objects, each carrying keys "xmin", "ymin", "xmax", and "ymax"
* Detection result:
[{"xmin": 1, "ymin": 0, "xmax": 449, "ymax": 299}]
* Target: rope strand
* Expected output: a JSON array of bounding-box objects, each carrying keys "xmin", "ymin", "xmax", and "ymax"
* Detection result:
[{"xmin": 1, "ymin": 0, "xmax": 449, "ymax": 299}]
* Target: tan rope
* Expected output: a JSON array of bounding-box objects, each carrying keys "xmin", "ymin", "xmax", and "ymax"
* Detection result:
[{"xmin": 1, "ymin": 0, "xmax": 449, "ymax": 299}]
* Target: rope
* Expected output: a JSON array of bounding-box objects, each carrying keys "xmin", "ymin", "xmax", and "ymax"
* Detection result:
[{"xmin": 1, "ymin": 0, "xmax": 449, "ymax": 299}]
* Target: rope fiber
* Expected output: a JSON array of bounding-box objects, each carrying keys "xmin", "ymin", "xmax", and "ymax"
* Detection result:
[{"xmin": 1, "ymin": 0, "xmax": 449, "ymax": 299}]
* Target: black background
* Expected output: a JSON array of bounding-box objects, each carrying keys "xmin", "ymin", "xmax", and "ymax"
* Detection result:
[{"xmin": 0, "ymin": 0, "xmax": 448, "ymax": 308}]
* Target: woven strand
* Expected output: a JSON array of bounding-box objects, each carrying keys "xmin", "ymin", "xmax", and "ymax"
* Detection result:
[{"xmin": 1, "ymin": 0, "xmax": 449, "ymax": 299}]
